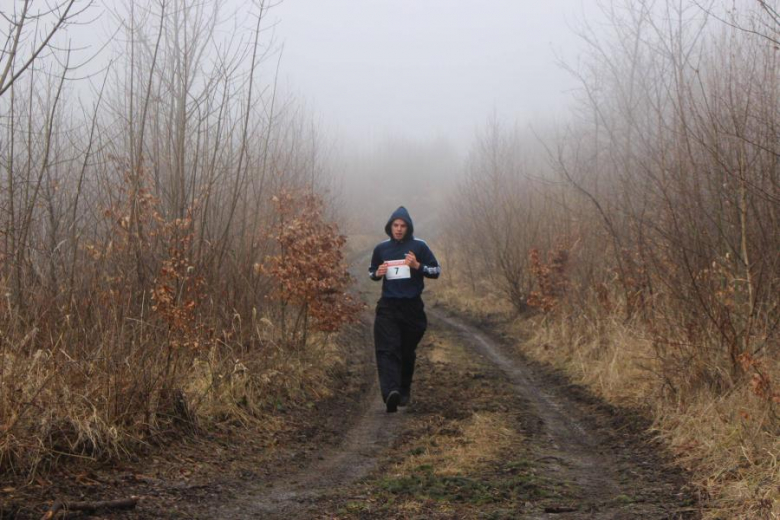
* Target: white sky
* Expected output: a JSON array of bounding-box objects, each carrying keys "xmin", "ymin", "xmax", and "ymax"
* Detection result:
[
  {"xmin": 265, "ymin": 1, "xmax": 602, "ymax": 149},
  {"xmin": 61, "ymin": 0, "xmax": 602, "ymax": 152}
]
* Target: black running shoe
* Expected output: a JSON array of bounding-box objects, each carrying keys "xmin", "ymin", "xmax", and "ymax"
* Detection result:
[
  {"xmin": 386, "ymin": 390, "xmax": 400, "ymax": 413},
  {"xmin": 399, "ymin": 390, "xmax": 410, "ymax": 407}
]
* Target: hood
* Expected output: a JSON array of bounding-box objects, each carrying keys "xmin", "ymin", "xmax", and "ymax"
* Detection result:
[{"xmin": 385, "ymin": 206, "xmax": 414, "ymax": 241}]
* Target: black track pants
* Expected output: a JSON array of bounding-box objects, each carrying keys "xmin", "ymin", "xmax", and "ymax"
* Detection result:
[{"xmin": 374, "ymin": 296, "xmax": 428, "ymax": 401}]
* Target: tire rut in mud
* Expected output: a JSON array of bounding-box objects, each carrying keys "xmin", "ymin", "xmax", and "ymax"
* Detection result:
[
  {"xmin": 197, "ymin": 304, "xmax": 695, "ymax": 519},
  {"xmin": 299, "ymin": 308, "xmax": 696, "ymax": 519},
  {"xmin": 198, "ymin": 315, "xmax": 407, "ymax": 519},
  {"xmin": 207, "ymin": 395, "xmax": 408, "ymax": 519},
  {"xmin": 431, "ymin": 309, "xmax": 696, "ymax": 519}
]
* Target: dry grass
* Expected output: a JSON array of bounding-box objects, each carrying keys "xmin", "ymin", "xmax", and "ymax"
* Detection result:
[
  {"xmin": 440, "ymin": 273, "xmax": 780, "ymax": 519},
  {"xmin": 433, "ymin": 267, "xmax": 514, "ymax": 322},
  {"xmin": 187, "ymin": 330, "xmax": 344, "ymax": 430},
  {"xmin": 518, "ymin": 313, "xmax": 659, "ymax": 405},
  {"xmin": 391, "ymin": 413, "xmax": 518, "ymax": 478},
  {"xmin": 523, "ymin": 311, "xmax": 779, "ymax": 518},
  {"xmin": 0, "ymin": 312, "xmax": 347, "ymax": 480},
  {"xmin": 656, "ymin": 388, "xmax": 780, "ymax": 519},
  {"xmin": 426, "ymin": 340, "xmax": 452, "ymax": 365},
  {"xmin": 0, "ymin": 183, "xmax": 357, "ymax": 483}
]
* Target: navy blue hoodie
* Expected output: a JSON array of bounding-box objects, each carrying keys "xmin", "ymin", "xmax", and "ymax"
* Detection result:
[{"xmin": 368, "ymin": 207, "xmax": 441, "ymax": 299}]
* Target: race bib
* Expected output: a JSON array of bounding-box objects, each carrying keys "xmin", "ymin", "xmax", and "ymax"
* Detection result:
[{"xmin": 385, "ymin": 259, "xmax": 411, "ymax": 280}]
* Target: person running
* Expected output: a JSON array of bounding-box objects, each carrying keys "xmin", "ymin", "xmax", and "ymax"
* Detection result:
[{"xmin": 368, "ymin": 207, "xmax": 441, "ymax": 413}]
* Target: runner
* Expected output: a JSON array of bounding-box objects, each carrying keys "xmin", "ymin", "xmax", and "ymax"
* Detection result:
[{"xmin": 368, "ymin": 207, "xmax": 441, "ymax": 412}]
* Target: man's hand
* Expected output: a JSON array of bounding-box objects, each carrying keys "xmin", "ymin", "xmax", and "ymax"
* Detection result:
[
  {"xmin": 405, "ymin": 251, "xmax": 421, "ymax": 270},
  {"xmin": 376, "ymin": 263, "xmax": 388, "ymax": 277}
]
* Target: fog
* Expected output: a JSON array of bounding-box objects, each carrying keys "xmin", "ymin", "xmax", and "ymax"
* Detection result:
[
  {"xmin": 268, "ymin": 1, "xmax": 601, "ymax": 150},
  {"xmin": 260, "ymin": 1, "xmax": 605, "ymax": 236},
  {"xmin": 11, "ymin": 0, "xmax": 605, "ymax": 237}
]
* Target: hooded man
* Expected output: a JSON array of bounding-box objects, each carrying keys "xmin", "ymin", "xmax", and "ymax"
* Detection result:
[{"xmin": 368, "ymin": 207, "xmax": 441, "ymax": 412}]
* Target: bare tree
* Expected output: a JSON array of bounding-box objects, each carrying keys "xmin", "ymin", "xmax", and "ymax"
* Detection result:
[
  {"xmin": 0, "ymin": 0, "xmax": 353, "ymax": 480},
  {"xmin": 0, "ymin": 0, "xmax": 92, "ymax": 97}
]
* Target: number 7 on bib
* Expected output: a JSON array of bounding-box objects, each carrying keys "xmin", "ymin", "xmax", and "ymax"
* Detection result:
[{"xmin": 385, "ymin": 259, "xmax": 411, "ymax": 280}]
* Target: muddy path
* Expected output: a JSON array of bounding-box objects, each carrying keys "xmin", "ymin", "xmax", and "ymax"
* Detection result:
[
  {"xmin": 423, "ymin": 309, "xmax": 696, "ymax": 519},
  {"xmin": 201, "ymin": 304, "xmax": 696, "ymax": 519},
  {"xmin": 201, "ymin": 268, "xmax": 409, "ymax": 519},
  {"xmin": 204, "ymin": 356, "xmax": 408, "ymax": 519}
]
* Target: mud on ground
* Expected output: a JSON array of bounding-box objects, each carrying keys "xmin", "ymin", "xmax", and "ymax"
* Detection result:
[{"xmin": 289, "ymin": 307, "xmax": 698, "ymax": 519}]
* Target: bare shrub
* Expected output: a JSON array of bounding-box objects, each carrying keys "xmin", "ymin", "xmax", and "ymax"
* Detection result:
[{"xmin": 0, "ymin": 0, "xmax": 354, "ymax": 479}]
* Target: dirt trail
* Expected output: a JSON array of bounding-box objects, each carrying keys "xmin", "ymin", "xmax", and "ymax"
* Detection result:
[
  {"xmin": 206, "ymin": 389, "xmax": 407, "ymax": 519},
  {"xmin": 201, "ymin": 306, "xmax": 693, "ymax": 519},
  {"xmin": 434, "ymin": 311, "xmax": 621, "ymax": 497},
  {"xmin": 431, "ymin": 309, "xmax": 690, "ymax": 519},
  {"xmin": 203, "ymin": 267, "xmax": 406, "ymax": 519}
]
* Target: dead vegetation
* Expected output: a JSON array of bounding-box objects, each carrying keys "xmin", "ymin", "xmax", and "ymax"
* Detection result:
[
  {"xmin": 0, "ymin": 0, "xmax": 358, "ymax": 485},
  {"xmin": 441, "ymin": 1, "xmax": 779, "ymax": 518}
]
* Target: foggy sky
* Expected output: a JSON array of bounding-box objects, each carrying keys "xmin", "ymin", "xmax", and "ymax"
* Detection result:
[
  {"xmin": 267, "ymin": 1, "xmax": 602, "ymax": 150},
  {"xmin": 69, "ymin": 0, "xmax": 605, "ymax": 230},
  {"xmin": 70, "ymin": 1, "xmax": 603, "ymax": 152}
]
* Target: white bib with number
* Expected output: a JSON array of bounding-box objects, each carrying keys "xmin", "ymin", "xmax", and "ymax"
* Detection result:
[{"xmin": 385, "ymin": 259, "xmax": 411, "ymax": 280}]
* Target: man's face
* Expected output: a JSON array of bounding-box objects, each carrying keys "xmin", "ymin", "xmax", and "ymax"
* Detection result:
[{"xmin": 391, "ymin": 219, "xmax": 408, "ymax": 240}]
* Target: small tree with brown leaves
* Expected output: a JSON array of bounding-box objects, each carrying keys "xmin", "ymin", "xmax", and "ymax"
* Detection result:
[
  {"xmin": 264, "ymin": 190, "xmax": 361, "ymax": 349},
  {"xmin": 527, "ymin": 246, "xmax": 570, "ymax": 314}
]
